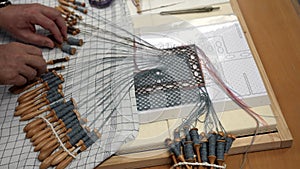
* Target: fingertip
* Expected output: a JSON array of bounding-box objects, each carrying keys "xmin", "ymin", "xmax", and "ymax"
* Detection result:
[
  {"xmin": 37, "ymin": 59, "xmax": 47, "ymax": 76},
  {"xmin": 45, "ymin": 40, "xmax": 55, "ymax": 48},
  {"xmin": 14, "ymin": 76, "xmax": 27, "ymax": 86}
]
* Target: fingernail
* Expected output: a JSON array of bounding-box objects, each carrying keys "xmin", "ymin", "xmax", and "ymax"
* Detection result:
[{"xmin": 46, "ymin": 41, "xmax": 54, "ymax": 48}]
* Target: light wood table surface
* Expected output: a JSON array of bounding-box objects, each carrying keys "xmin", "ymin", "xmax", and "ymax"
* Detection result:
[{"xmin": 144, "ymin": 0, "xmax": 300, "ymax": 168}]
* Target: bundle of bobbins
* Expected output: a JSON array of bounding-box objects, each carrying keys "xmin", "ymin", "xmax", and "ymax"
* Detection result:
[
  {"xmin": 165, "ymin": 127, "xmax": 236, "ymax": 169},
  {"xmin": 9, "ymin": 55, "xmax": 70, "ymax": 95},
  {"xmin": 54, "ymin": 0, "xmax": 87, "ymax": 55},
  {"xmin": 7, "ymin": 2, "xmax": 99, "ymax": 168},
  {"xmin": 11, "ymin": 70, "xmax": 101, "ymax": 169}
]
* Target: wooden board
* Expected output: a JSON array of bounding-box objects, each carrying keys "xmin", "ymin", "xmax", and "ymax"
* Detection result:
[{"xmin": 97, "ymin": 0, "xmax": 293, "ymax": 168}]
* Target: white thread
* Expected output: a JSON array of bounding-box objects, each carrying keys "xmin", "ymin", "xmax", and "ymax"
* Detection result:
[
  {"xmin": 40, "ymin": 116, "xmax": 77, "ymax": 159},
  {"xmin": 171, "ymin": 162, "xmax": 226, "ymax": 169}
]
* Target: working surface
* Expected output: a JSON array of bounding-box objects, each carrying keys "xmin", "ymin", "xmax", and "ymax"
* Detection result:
[{"xmin": 145, "ymin": 0, "xmax": 300, "ymax": 168}]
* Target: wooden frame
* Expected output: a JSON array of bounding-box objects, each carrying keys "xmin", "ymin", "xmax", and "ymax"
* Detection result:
[{"xmin": 97, "ymin": 0, "xmax": 293, "ymax": 168}]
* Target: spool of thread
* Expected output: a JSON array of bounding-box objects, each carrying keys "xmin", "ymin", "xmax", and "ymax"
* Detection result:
[
  {"xmin": 55, "ymin": 6, "xmax": 69, "ymax": 16},
  {"xmin": 225, "ymin": 134, "xmax": 236, "ymax": 154},
  {"xmin": 69, "ymin": 129, "xmax": 87, "ymax": 146},
  {"xmin": 59, "ymin": 4, "xmax": 74, "ymax": 14},
  {"xmin": 208, "ymin": 132, "xmax": 217, "ymax": 156},
  {"xmin": 76, "ymin": 6, "xmax": 87, "ymax": 14},
  {"xmin": 200, "ymin": 139, "xmax": 208, "ymax": 163},
  {"xmin": 216, "ymin": 139, "xmax": 226, "ymax": 166},
  {"xmin": 67, "ymin": 26, "xmax": 80, "ymax": 35},
  {"xmin": 62, "ymin": 112, "xmax": 77, "ymax": 125},
  {"xmin": 224, "ymin": 134, "xmax": 236, "ymax": 161},
  {"xmin": 48, "ymin": 65, "xmax": 66, "ymax": 72},
  {"xmin": 189, "ymin": 128, "xmax": 202, "ymax": 166},
  {"xmin": 41, "ymin": 72, "xmax": 57, "ymax": 83},
  {"xmin": 47, "ymin": 57, "xmax": 70, "ymax": 65},
  {"xmin": 66, "ymin": 118, "xmax": 80, "ymax": 129},
  {"xmin": 58, "ymin": 0, "xmax": 76, "ymax": 9},
  {"xmin": 67, "ymin": 27, "xmax": 78, "ymax": 35},
  {"xmin": 61, "ymin": 42, "xmax": 76, "ymax": 55},
  {"xmin": 165, "ymin": 138, "xmax": 180, "ymax": 158},
  {"xmin": 183, "ymin": 141, "xmax": 195, "ymax": 162},
  {"xmin": 216, "ymin": 132, "xmax": 226, "ymax": 166},
  {"xmin": 67, "ymin": 37, "xmax": 83, "ymax": 46},
  {"xmin": 46, "ymin": 90, "xmax": 64, "ymax": 103},
  {"xmin": 51, "ymin": 100, "xmax": 71, "ymax": 118},
  {"xmin": 72, "ymin": 0, "xmax": 85, "ymax": 7},
  {"xmin": 208, "ymin": 132, "xmax": 217, "ymax": 168},
  {"xmin": 183, "ymin": 126, "xmax": 191, "ymax": 141},
  {"xmin": 199, "ymin": 132, "xmax": 208, "ymax": 164},
  {"xmin": 189, "ymin": 128, "xmax": 200, "ymax": 145},
  {"xmin": 39, "ymin": 74, "xmax": 63, "ymax": 89}
]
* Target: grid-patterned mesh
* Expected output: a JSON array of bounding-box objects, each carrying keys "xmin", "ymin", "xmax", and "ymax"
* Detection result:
[
  {"xmin": 134, "ymin": 45, "xmax": 205, "ymax": 111},
  {"xmin": 0, "ymin": 0, "xmax": 139, "ymax": 168}
]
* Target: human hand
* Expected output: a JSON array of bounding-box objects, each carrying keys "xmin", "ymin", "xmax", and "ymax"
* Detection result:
[
  {"xmin": 0, "ymin": 3, "xmax": 67, "ymax": 48},
  {"xmin": 0, "ymin": 42, "xmax": 47, "ymax": 86}
]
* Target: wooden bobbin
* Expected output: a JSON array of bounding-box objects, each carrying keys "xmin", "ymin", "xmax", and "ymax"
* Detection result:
[
  {"xmin": 55, "ymin": 6, "xmax": 70, "ymax": 16},
  {"xmin": 32, "ymin": 120, "xmax": 64, "ymax": 151},
  {"xmin": 47, "ymin": 56, "xmax": 70, "ymax": 65},
  {"xmin": 165, "ymin": 138, "xmax": 179, "ymax": 168},
  {"xmin": 9, "ymin": 79, "xmax": 40, "ymax": 94},
  {"xmin": 50, "ymin": 133, "xmax": 86, "ymax": 166},
  {"xmin": 67, "ymin": 27, "xmax": 77, "ymax": 35},
  {"xmin": 32, "ymin": 123, "xmax": 65, "ymax": 146},
  {"xmin": 17, "ymin": 83, "xmax": 61, "ymax": 104},
  {"xmin": 31, "ymin": 127, "xmax": 52, "ymax": 144},
  {"xmin": 66, "ymin": 19, "xmax": 76, "ymax": 26},
  {"xmin": 74, "ymin": 13, "xmax": 82, "ymax": 20},
  {"xmin": 59, "ymin": 4, "xmax": 75, "ymax": 15},
  {"xmin": 23, "ymin": 118, "xmax": 44, "ymax": 133},
  {"xmin": 216, "ymin": 131, "xmax": 226, "ymax": 166},
  {"xmin": 23, "ymin": 111, "xmax": 55, "ymax": 132},
  {"xmin": 59, "ymin": 42, "xmax": 77, "ymax": 55},
  {"xmin": 34, "ymin": 137, "xmax": 56, "ymax": 152},
  {"xmin": 40, "ymin": 149, "xmax": 64, "ymax": 169},
  {"xmin": 15, "ymin": 97, "xmax": 49, "ymax": 117},
  {"xmin": 56, "ymin": 152, "xmax": 77, "ymax": 169},
  {"xmin": 77, "ymin": 139, "xmax": 87, "ymax": 152},
  {"xmin": 40, "ymin": 129, "xmax": 71, "ymax": 151},
  {"xmin": 75, "ymin": 6, "xmax": 87, "ymax": 14},
  {"xmin": 15, "ymin": 92, "xmax": 47, "ymax": 111},
  {"xmin": 20, "ymin": 91, "xmax": 64, "ymax": 121},
  {"xmin": 58, "ymin": 0, "xmax": 77, "ymax": 9},
  {"xmin": 217, "ymin": 140, "xmax": 226, "ymax": 166},
  {"xmin": 33, "ymin": 120, "xmax": 61, "ymax": 143},
  {"xmin": 48, "ymin": 65, "xmax": 66, "ymax": 72},
  {"xmin": 189, "ymin": 128, "xmax": 204, "ymax": 169},
  {"xmin": 224, "ymin": 134, "xmax": 236, "ymax": 161},
  {"xmin": 17, "ymin": 72, "xmax": 59, "ymax": 104},
  {"xmin": 38, "ymin": 129, "xmax": 71, "ymax": 161},
  {"xmin": 25, "ymin": 122, "xmax": 48, "ymax": 139},
  {"xmin": 133, "ymin": 0, "xmax": 142, "ymax": 14},
  {"xmin": 67, "ymin": 37, "xmax": 83, "ymax": 46},
  {"xmin": 165, "ymin": 138, "xmax": 191, "ymax": 169},
  {"xmin": 66, "ymin": 0, "xmax": 86, "ymax": 7},
  {"xmin": 38, "ymin": 142, "xmax": 66, "ymax": 162},
  {"xmin": 20, "ymin": 106, "xmax": 51, "ymax": 121},
  {"xmin": 67, "ymin": 26, "xmax": 80, "ymax": 35},
  {"xmin": 93, "ymin": 128, "xmax": 102, "ymax": 139},
  {"xmin": 199, "ymin": 132, "xmax": 208, "ymax": 168},
  {"xmin": 208, "ymin": 131, "xmax": 217, "ymax": 169},
  {"xmin": 51, "ymin": 146, "xmax": 75, "ymax": 165},
  {"xmin": 17, "ymin": 83, "xmax": 49, "ymax": 104}
]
